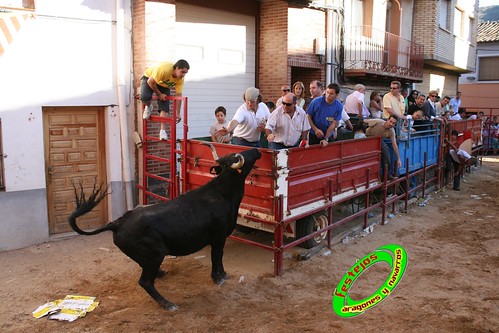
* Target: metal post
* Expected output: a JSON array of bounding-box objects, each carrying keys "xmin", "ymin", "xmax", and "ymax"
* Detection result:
[
  {"xmin": 363, "ymin": 168, "xmax": 371, "ymax": 229},
  {"xmin": 273, "ymin": 195, "xmax": 284, "ymax": 277},
  {"xmin": 422, "ymin": 152, "xmax": 427, "ymax": 198}
]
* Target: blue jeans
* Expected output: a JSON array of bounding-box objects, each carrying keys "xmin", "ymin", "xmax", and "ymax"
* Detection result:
[
  {"xmin": 308, "ymin": 132, "xmax": 334, "ymax": 145},
  {"xmin": 269, "ymin": 141, "xmax": 298, "ymax": 149},
  {"xmin": 232, "ymin": 137, "xmax": 261, "ymax": 148},
  {"xmin": 140, "ymin": 76, "xmax": 171, "ymax": 112}
]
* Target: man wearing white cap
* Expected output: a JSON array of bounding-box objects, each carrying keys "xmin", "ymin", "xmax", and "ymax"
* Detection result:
[{"xmin": 215, "ymin": 87, "xmax": 270, "ymax": 147}]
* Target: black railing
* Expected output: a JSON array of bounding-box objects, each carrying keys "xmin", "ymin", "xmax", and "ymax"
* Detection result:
[{"xmin": 343, "ymin": 25, "xmax": 424, "ymax": 80}]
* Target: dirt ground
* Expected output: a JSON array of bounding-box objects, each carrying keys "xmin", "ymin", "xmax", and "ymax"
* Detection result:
[{"xmin": 1, "ymin": 157, "xmax": 498, "ymax": 333}]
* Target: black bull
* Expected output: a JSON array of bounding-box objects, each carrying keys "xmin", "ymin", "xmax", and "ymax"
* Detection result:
[{"xmin": 68, "ymin": 145, "xmax": 262, "ymax": 310}]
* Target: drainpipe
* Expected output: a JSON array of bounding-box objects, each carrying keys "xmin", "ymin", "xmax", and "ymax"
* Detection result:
[
  {"xmin": 326, "ymin": 8, "xmax": 334, "ymax": 85},
  {"xmin": 116, "ymin": 0, "xmax": 134, "ymax": 211},
  {"xmin": 325, "ymin": 1, "xmax": 343, "ymax": 85}
]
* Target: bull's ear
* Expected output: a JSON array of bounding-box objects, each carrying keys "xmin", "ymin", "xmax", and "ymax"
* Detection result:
[{"xmin": 210, "ymin": 165, "xmax": 222, "ymax": 175}]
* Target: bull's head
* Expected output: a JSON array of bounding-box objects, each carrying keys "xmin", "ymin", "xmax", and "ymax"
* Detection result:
[
  {"xmin": 200, "ymin": 142, "xmax": 260, "ymax": 177},
  {"xmin": 201, "ymin": 142, "xmax": 244, "ymax": 173}
]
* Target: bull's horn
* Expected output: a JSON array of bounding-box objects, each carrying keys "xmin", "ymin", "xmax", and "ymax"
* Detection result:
[
  {"xmin": 230, "ymin": 153, "xmax": 245, "ymax": 169},
  {"xmin": 200, "ymin": 141, "xmax": 219, "ymax": 161}
]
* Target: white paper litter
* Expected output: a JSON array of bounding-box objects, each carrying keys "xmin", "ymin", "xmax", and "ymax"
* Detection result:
[{"xmin": 32, "ymin": 295, "xmax": 99, "ymax": 322}]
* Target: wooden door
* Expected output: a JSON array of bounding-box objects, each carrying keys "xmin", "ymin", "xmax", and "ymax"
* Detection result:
[{"xmin": 43, "ymin": 107, "xmax": 107, "ymax": 234}]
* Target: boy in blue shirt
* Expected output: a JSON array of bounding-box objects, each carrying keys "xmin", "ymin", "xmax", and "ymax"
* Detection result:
[{"xmin": 306, "ymin": 83, "xmax": 343, "ymax": 146}]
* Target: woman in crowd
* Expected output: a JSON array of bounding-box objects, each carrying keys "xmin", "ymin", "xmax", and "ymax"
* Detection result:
[
  {"xmin": 408, "ymin": 90, "xmax": 418, "ymax": 108},
  {"xmin": 368, "ymin": 91, "xmax": 383, "ymax": 118},
  {"xmin": 292, "ymin": 81, "xmax": 306, "ymax": 108}
]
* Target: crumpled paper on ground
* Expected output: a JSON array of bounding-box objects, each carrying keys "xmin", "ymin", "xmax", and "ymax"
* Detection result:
[{"xmin": 32, "ymin": 295, "xmax": 99, "ymax": 322}]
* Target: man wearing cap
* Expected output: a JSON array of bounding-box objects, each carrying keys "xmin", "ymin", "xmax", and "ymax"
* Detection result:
[
  {"xmin": 215, "ymin": 87, "xmax": 270, "ymax": 147},
  {"xmin": 265, "ymin": 93, "xmax": 310, "ymax": 149}
]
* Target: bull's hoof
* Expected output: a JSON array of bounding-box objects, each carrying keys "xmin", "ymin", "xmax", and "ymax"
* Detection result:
[
  {"xmin": 213, "ymin": 276, "xmax": 227, "ymax": 286},
  {"xmin": 160, "ymin": 301, "xmax": 179, "ymax": 311},
  {"xmin": 167, "ymin": 304, "xmax": 179, "ymax": 311}
]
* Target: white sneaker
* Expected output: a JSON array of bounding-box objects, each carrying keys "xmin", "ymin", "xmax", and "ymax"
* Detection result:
[
  {"xmin": 159, "ymin": 130, "xmax": 168, "ymax": 140},
  {"xmin": 142, "ymin": 104, "xmax": 153, "ymax": 119}
]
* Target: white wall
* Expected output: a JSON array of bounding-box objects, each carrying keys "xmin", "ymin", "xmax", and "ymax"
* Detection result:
[
  {"xmin": 175, "ymin": 3, "xmax": 256, "ymax": 139},
  {"xmin": 0, "ymin": 0, "xmax": 132, "ymax": 191},
  {"xmin": 0, "ymin": 0, "xmax": 133, "ymax": 250}
]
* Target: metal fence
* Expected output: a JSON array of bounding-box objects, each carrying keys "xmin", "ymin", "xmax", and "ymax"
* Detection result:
[{"xmin": 343, "ymin": 25, "xmax": 424, "ymax": 80}]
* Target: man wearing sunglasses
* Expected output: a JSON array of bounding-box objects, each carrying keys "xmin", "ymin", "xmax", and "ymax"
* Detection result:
[
  {"xmin": 306, "ymin": 83, "xmax": 343, "ymax": 146},
  {"xmin": 383, "ymin": 81, "xmax": 407, "ymax": 121},
  {"xmin": 422, "ymin": 90, "xmax": 438, "ymax": 120},
  {"xmin": 276, "ymin": 85, "xmax": 291, "ymax": 108},
  {"xmin": 265, "ymin": 93, "xmax": 310, "ymax": 149}
]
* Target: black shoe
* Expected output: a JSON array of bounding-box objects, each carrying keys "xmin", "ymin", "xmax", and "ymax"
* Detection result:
[{"xmin": 453, "ymin": 187, "xmax": 460, "ymax": 191}]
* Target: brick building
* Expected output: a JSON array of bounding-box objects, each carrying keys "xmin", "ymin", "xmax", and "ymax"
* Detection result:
[
  {"xmin": 133, "ymin": 0, "xmax": 479, "ymax": 132},
  {"xmin": 0, "ymin": 0, "xmax": 480, "ymax": 250},
  {"xmin": 412, "ymin": 0, "xmax": 478, "ymax": 97},
  {"xmin": 458, "ymin": 20, "xmax": 499, "ymax": 115}
]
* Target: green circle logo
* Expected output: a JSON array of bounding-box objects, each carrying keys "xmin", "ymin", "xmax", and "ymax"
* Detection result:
[{"xmin": 332, "ymin": 244, "xmax": 407, "ymax": 317}]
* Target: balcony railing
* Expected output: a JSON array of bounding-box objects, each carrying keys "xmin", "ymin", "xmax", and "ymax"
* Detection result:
[{"xmin": 343, "ymin": 26, "xmax": 424, "ymax": 81}]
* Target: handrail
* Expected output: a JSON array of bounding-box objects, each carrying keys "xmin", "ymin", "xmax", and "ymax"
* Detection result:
[{"xmin": 343, "ymin": 25, "xmax": 424, "ymax": 80}]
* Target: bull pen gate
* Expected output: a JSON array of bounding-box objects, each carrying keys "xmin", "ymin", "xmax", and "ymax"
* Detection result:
[
  {"xmin": 137, "ymin": 96, "xmax": 188, "ymax": 203},
  {"xmin": 138, "ymin": 98, "xmax": 483, "ymax": 276}
]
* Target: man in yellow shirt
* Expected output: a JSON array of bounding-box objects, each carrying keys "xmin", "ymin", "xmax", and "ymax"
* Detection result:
[
  {"xmin": 382, "ymin": 80, "xmax": 407, "ymax": 121},
  {"xmin": 140, "ymin": 59, "xmax": 190, "ymax": 140}
]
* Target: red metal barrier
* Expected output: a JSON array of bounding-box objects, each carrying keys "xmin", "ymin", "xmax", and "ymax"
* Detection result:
[
  {"xmin": 137, "ymin": 96, "xmax": 188, "ymax": 205},
  {"xmin": 184, "ymin": 138, "xmax": 382, "ymax": 275},
  {"xmin": 136, "ymin": 104, "xmax": 482, "ymax": 276}
]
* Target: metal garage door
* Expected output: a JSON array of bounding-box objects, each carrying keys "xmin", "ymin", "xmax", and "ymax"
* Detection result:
[{"xmin": 176, "ymin": 3, "xmax": 256, "ymax": 139}]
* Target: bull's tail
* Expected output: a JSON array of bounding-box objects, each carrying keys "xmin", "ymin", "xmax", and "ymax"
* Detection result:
[{"xmin": 68, "ymin": 182, "xmax": 117, "ymax": 236}]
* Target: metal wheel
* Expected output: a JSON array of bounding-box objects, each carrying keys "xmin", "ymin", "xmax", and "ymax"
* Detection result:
[{"xmin": 296, "ymin": 213, "xmax": 328, "ymax": 249}]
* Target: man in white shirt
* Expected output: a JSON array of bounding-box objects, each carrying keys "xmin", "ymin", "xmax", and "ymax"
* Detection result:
[
  {"xmin": 344, "ymin": 84, "xmax": 368, "ymax": 118},
  {"xmin": 216, "ymin": 87, "xmax": 270, "ymax": 147},
  {"xmin": 265, "ymin": 93, "xmax": 310, "ymax": 149},
  {"xmin": 449, "ymin": 92, "xmax": 462, "ymax": 115},
  {"xmin": 450, "ymin": 109, "xmax": 466, "ymax": 121}
]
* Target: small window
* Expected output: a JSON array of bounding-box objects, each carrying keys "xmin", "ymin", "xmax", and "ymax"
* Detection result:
[
  {"xmin": 439, "ymin": 0, "xmax": 450, "ymax": 30},
  {"xmin": 0, "ymin": 0, "xmax": 35, "ymax": 11},
  {"xmin": 454, "ymin": 7, "xmax": 463, "ymax": 38},
  {"xmin": 0, "ymin": 119, "xmax": 5, "ymax": 191},
  {"xmin": 478, "ymin": 56, "xmax": 499, "ymax": 81},
  {"xmin": 467, "ymin": 17, "xmax": 474, "ymax": 43}
]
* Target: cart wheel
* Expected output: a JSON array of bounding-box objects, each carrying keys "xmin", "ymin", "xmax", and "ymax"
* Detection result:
[{"xmin": 296, "ymin": 214, "xmax": 328, "ymax": 249}]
